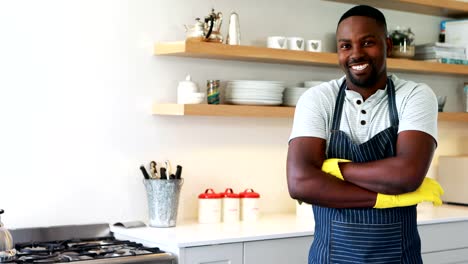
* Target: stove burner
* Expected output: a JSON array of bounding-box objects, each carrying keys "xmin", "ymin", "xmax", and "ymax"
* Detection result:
[
  {"xmin": 18, "ymin": 241, "xmax": 67, "ymax": 255},
  {"xmin": 9, "ymin": 236, "xmax": 166, "ymax": 263}
]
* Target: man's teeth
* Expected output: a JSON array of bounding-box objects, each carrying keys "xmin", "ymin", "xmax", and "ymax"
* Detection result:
[{"xmin": 351, "ymin": 64, "xmax": 369, "ymax": 71}]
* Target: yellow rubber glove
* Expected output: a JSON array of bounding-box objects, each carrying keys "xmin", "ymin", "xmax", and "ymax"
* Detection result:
[
  {"xmin": 374, "ymin": 177, "xmax": 444, "ymax": 209},
  {"xmin": 321, "ymin": 158, "xmax": 352, "ymax": 180}
]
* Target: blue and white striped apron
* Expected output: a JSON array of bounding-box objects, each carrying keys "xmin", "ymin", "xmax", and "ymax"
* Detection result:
[{"xmin": 309, "ymin": 78, "xmax": 422, "ymax": 264}]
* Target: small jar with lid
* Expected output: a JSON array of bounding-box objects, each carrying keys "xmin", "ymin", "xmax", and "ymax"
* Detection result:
[
  {"xmin": 198, "ymin": 189, "xmax": 222, "ymax": 224},
  {"xmin": 177, "ymin": 75, "xmax": 205, "ymax": 104},
  {"xmin": 222, "ymin": 188, "xmax": 240, "ymax": 223},
  {"xmin": 240, "ymin": 189, "xmax": 260, "ymax": 222}
]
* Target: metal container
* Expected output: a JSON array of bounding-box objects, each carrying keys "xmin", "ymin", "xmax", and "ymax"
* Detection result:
[
  {"xmin": 222, "ymin": 188, "xmax": 240, "ymax": 223},
  {"xmin": 226, "ymin": 12, "xmax": 240, "ymax": 45},
  {"xmin": 143, "ymin": 179, "xmax": 183, "ymax": 228},
  {"xmin": 198, "ymin": 189, "xmax": 222, "ymax": 224},
  {"xmin": 0, "ymin": 209, "xmax": 16, "ymax": 263},
  {"xmin": 239, "ymin": 189, "xmax": 260, "ymax": 222}
]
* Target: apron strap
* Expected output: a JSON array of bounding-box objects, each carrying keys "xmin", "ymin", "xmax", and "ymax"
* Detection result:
[
  {"xmin": 387, "ymin": 78, "xmax": 399, "ymax": 128},
  {"xmin": 331, "ymin": 79, "xmax": 347, "ymax": 131}
]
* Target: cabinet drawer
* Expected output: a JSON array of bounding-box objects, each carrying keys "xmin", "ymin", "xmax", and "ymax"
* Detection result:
[
  {"xmin": 244, "ymin": 236, "xmax": 313, "ymax": 264},
  {"xmin": 183, "ymin": 243, "xmax": 243, "ymax": 264},
  {"xmin": 419, "ymin": 221, "xmax": 468, "ymax": 252},
  {"xmin": 422, "ymin": 247, "xmax": 468, "ymax": 264}
]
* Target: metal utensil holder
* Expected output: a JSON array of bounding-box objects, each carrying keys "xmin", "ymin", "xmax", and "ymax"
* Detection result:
[
  {"xmin": 0, "ymin": 209, "xmax": 16, "ymax": 262},
  {"xmin": 143, "ymin": 179, "xmax": 183, "ymax": 228}
]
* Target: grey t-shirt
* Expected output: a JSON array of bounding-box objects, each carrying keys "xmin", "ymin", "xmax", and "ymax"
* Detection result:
[{"xmin": 289, "ymin": 75, "xmax": 438, "ymax": 150}]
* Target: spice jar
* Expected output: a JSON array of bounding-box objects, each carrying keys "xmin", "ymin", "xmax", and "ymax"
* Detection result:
[
  {"xmin": 206, "ymin": 80, "xmax": 220, "ymax": 104},
  {"xmin": 198, "ymin": 188, "xmax": 222, "ymax": 224},
  {"xmin": 222, "ymin": 188, "xmax": 240, "ymax": 223},
  {"xmin": 240, "ymin": 189, "xmax": 260, "ymax": 221}
]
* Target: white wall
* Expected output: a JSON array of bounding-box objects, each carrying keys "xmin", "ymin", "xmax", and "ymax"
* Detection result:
[{"xmin": 0, "ymin": 0, "xmax": 467, "ymax": 228}]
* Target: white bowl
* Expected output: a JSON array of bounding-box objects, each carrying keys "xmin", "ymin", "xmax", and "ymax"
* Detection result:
[
  {"xmin": 182, "ymin": 98, "xmax": 204, "ymax": 104},
  {"xmin": 178, "ymin": 92, "xmax": 206, "ymax": 104}
]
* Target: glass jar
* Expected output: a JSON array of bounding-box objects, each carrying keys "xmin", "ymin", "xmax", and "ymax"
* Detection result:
[
  {"xmin": 206, "ymin": 80, "xmax": 220, "ymax": 104},
  {"xmin": 390, "ymin": 27, "xmax": 415, "ymax": 58}
]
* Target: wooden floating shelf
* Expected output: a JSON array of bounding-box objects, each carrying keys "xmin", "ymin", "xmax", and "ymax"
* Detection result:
[
  {"xmin": 323, "ymin": 0, "xmax": 468, "ymax": 18},
  {"xmin": 152, "ymin": 103, "xmax": 295, "ymax": 118},
  {"xmin": 438, "ymin": 112, "xmax": 468, "ymax": 122},
  {"xmin": 155, "ymin": 41, "xmax": 468, "ymax": 76},
  {"xmin": 153, "ymin": 103, "xmax": 468, "ymax": 122}
]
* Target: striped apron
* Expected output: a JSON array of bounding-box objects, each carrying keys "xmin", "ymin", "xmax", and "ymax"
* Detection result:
[{"xmin": 308, "ymin": 78, "xmax": 422, "ymax": 264}]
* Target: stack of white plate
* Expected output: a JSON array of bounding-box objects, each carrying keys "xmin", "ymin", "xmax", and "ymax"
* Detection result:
[
  {"xmin": 225, "ymin": 80, "xmax": 285, "ymax": 105},
  {"xmin": 283, "ymin": 87, "xmax": 308, "ymax": 106},
  {"xmin": 304, "ymin": 81, "xmax": 324, "ymax": 88}
]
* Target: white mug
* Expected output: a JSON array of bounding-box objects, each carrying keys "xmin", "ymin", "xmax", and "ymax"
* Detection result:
[
  {"xmin": 306, "ymin": 39, "xmax": 322, "ymax": 52},
  {"xmin": 287, "ymin": 37, "xmax": 304, "ymax": 51},
  {"xmin": 267, "ymin": 36, "xmax": 287, "ymax": 49}
]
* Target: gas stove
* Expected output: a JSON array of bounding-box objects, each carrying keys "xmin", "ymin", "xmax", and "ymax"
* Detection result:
[{"xmin": 5, "ymin": 223, "xmax": 174, "ymax": 264}]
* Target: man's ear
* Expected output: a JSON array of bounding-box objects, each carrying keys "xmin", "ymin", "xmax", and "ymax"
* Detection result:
[{"xmin": 386, "ymin": 37, "xmax": 393, "ymax": 57}]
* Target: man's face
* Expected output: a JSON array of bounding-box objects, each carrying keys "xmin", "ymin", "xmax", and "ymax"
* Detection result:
[{"xmin": 336, "ymin": 16, "xmax": 391, "ymax": 89}]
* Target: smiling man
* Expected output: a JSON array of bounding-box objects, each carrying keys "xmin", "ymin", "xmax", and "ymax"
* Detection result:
[{"xmin": 287, "ymin": 5, "xmax": 443, "ymax": 264}]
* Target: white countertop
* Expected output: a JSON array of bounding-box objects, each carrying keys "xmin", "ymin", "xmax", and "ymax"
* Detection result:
[
  {"xmin": 417, "ymin": 203, "xmax": 468, "ymax": 224},
  {"xmin": 111, "ymin": 204, "xmax": 468, "ymax": 248}
]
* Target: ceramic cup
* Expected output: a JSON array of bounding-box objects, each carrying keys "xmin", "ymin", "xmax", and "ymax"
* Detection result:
[
  {"xmin": 287, "ymin": 37, "xmax": 304, "ymax": 51},
  {"xmin": 267, "ymin": 36, "xmax": 287, "ymax": 49},
  {"xmin": 306, "ymin": 39, "xmax": 322, "ymax": 52}
]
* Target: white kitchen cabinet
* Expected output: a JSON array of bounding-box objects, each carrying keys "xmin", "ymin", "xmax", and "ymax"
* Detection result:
[
  {"xmin": 182, "ymin": 243, "xmax": 243, "ymax": 264},
  {"xmin": 423, "ymin": 248, "xmax": 468, "ymax": 264},
  {"xmin": 110, "ymin": 208, "xmax": 468, "ymax": 264},
  {"xmin": 176, "ymin": 221, "xmax": 468, "ymax": 264},
  {"xmin": 420, "ymin": 221, "xmax": 468, "ymax": 264},
  {"xmin": 244, "ymin": 236, "xmax": 312, "ymax": 264},
  {"xmin": 179, "ymin": 237, "xmax": 312, "ymax": 264}
]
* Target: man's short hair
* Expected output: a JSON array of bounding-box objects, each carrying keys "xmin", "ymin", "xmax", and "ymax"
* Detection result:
[{"xmin": 337, "ymin": 5, "xmax": 388, "ymax": 35}]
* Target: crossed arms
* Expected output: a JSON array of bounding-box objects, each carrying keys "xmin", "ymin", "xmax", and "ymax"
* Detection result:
[{"xmin": 286, "ymin": 130, "xmax": 437, "ymax": 208}]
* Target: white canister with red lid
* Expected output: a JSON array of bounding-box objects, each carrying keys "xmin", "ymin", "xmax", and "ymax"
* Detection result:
[
  {"xmin": 222, "ymin": 188, "xmax": 240, "ymax": 223},
  {"xmin": 198, "ymin": 188, "xmax": 222, "ymax": 224},
  {"xmin": 240, "ymin": 189, "xmax": 260, "ymax": 221}
]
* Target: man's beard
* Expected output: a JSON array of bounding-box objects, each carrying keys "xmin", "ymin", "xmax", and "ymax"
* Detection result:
[{"xmin": 345, "ymin": 60, "xmax": 380, "ymax": 88}]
